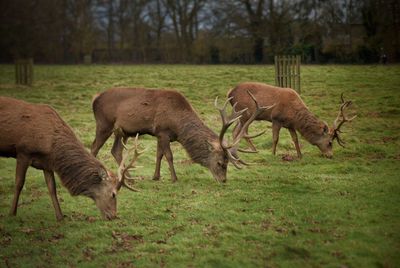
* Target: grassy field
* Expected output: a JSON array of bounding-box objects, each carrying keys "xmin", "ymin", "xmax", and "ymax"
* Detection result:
[{"xmin": 0, "ymin": 64, "xmax": 399, "ymax": 267}]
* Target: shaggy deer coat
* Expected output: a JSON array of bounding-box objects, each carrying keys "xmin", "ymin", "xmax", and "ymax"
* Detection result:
[{"xmin": 0, "ymin": 96, "xmax": 120, "ymax": 220}]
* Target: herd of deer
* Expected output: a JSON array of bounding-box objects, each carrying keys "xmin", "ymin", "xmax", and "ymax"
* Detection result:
[{"xmin": 0, "ymin": 82, "xmax": 355, "ymax": 221}]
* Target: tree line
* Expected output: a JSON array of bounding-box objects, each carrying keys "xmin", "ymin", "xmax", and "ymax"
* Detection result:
[{"xmin": 0, "ymin": 0, "xmax": 398, "ymax": 64}]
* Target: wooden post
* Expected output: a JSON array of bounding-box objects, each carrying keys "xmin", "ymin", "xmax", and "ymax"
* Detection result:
[
  {"xmin": 274, "ymin": 55, "xmax": 301, "ymax": 93},
  {"xmin": 15, "ymin": 58, "xmax": 33, "ymax": 86},
  {"xmin": 296, "ymin": 55, "xmax": 301, "ymax": 93}
]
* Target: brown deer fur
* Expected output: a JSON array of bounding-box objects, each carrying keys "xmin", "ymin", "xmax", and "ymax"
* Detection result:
[
  {"xmin": 228, "ymin": 82, "xmax": 334, "ymax": 158},
  {"xmin": 0, "ymin": 96, "xmax": 120, "ymax": 220},
  {"xmin": 91, "ymin": 88, "xmax": 234, "ymax": 183}
]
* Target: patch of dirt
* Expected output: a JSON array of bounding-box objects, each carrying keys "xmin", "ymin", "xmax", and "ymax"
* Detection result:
[
  {"xmin": 260, "ymin": 220, "xmax": 271, "ymax": 230},
  {"xmin": 85, "ymin": 216, "xmax": 97, "ymax": 223},
  {"xmin": 202, "ymin": 224, "xmax": 219, "ymax": 237},
  {"xmin": 331, "ymin": 250, "xmax": 346, "ymax": 259},
  {"xmin": 382, "ymin": 136, "xmax": 398, "ymax": 143},
  {"xmin": 20, "ymin": 227, "xmax": 35, "ymax": 234},
  {"xmin": 109, "ymin": 231, "xmax": 144, "ymax": 253},
  {"xmin": 48, "ymin": 233, "xmax": 65, "ymax": 243},
  {"xmin": 82, "ymin": 247, "xmax": 95, "ymax": 261},
  {"xmin": 1, "ymin": 235, "xmax": 12, "ymax": 246},
  {"xmin": 285, "ymin": 246, "xmax": 311, "ymax": 259},
  {"xmin": 365, "ymin": 111, "xmax": 380, "ymax": 118},
  {"xmin": 115, "ymin": 261, "xmax": 136, "ymax": 268},
  {"xmin": 69, "ymin": 211, "xmax": 87, "ymax": 221},
  {"xmin": 274, "ymin": 226, "xmax": 288, "ymax": 234},
  {"xmin": 265, "ymin": 208, "xmax": 275, "ymax": 214},
  {"xmin": 308, "ymin": 227, "xmax": 324, "ymax": 233},
  {"xmin": 177, "ymin": 159, "xmax": 194, "ymax": 165},
  {"xmin": 165, "ymin": 225, "xmax": 185, "ymax": 240},
  {"xmin": 281, "ymin": 154, "xmax": 295, "ymax": 162}
]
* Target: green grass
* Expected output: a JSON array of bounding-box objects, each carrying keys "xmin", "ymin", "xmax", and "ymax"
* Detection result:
[{"xmin": 0, "ymin": 64, "xmax": 399, "ymax": 267}]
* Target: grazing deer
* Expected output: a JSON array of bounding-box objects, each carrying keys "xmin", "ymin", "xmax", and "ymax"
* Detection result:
[
  {"xmin": 228, "ymin": 82, "xmax": 356, "ymax": 158},
  {"xmin": 91, "ymin": 88, "xmax": 272, "ymax": 183},
  {"xmin": 0, "ymin": 96, "xmax": 139, "ymax": 221}
]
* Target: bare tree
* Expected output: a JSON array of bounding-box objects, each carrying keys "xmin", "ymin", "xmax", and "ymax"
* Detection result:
[
  {"xmin": 242, "ymin": 0, "xmax": 266, "ymax": 63},
  {"xmin": 1, "ymin": 0, "xmax": 398, "ymax": 63},
  {"xmin": 148, "ymin": 0, "xmax": 168, "ymax": 46},
  {"xmin": 163, "ymin": 0, "xmax": 207, "ymax": 61}
]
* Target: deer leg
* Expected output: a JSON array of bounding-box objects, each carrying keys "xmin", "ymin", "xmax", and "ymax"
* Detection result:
[
  {"xmin": 112, "ymin": 135, "xmax": 133, "ymax": 179},
  {"xmin": 271, "ymin": 122, "xmax": 282, "ymax": 156},
  {"xmin": 288, "ymin": 128, "xmax": 302, "ymax": 159},
  {"xmin": 10, "ymin": 155, "xmax": 29, "ymax": 216},
  {"xmin": 111, "ymin": 134, "xmax": 127, "ymax": 165},
  {"xmin": 153, "ymin": 138, "xmax": 164, "ymax": 181},
  {"xmin": 91, "ymin": 125, "xmax": 112, "ymax": 157},
  {"xmin": 158, "ymin": 134, "xmax": 178, "ymax": 183},
  {"xmin": 43, "ymin": 170, "xmax": 64, "ymax": 221}
]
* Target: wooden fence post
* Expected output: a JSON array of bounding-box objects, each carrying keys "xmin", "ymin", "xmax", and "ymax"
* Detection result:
[
  {"xmin": 274, "ymin": 55, "xmax": 301, "ymax": 93},
  {"xmin": 15, "ymin": 58, "xmax": 34, "ymax": 86}
]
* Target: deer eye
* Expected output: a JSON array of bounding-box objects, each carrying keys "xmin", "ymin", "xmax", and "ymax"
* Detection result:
[{"xmin": 112, "ymin": 192, "xmax": 116, "ymax": 199}]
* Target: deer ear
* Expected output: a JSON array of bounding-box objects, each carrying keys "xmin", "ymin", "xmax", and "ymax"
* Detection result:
[
  {"xmin": 206, "ymin": 140, "xmax": 215, "ymax": 151},
  {"xmin": 323, "ymin": 125, "xmax": 329, "ymax": 134},
  {"xmin": 321, "ymin": 122, "xmax": 329, "ymax": 134},
  {"xmin": 206, "ymin": 140, "xmax": 221, "ymax": 152},
  {"xmin": 98, "ymin": 168, "xmax": 108, "ymax": 180}
]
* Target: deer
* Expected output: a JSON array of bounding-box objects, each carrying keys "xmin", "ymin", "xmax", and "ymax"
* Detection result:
[
  {"xmin": 227, "ymin": 82, "xmax": 356, "ymax": 158},
  {"xmin": 91, "ymin": 87, "xmax": 273, "ymax": 183},
  {"xmin": 0, "ymin": 96, "xmax": 141, "ymax": 221}
]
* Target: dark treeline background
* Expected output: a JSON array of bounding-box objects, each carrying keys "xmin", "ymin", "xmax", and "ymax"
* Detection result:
[{"xmin": 0, "ymin": 0, "xmax": 399, "ymax": 64}]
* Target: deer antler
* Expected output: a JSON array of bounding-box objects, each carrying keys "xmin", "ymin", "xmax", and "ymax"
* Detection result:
[
  {"xmin": 214, "ymin": 96, "xmax": 248, "ymax": 147},
  {"xmin": 232, "ymin": 91, "xmax": 275, "ymax": 148},
  {"xmin": 332, "ymin": 93, "xmax": 357, "ymax": 147},
  {"xmin": 215, "ymin": 91, "xmax": 275, "ymax": 168},
  {"xmin": 117, "ymin": 134, "xmax": 145, "ymax": 191}
]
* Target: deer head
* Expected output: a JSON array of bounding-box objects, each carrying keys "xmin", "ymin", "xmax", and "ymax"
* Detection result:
[
  {"xmin": 91, "ymin": 169, "xmax": 119, "ymax": 220},
  {"xmin": 315, "ymin": 93, "xmax": 356, "ymax": 158},
  {"xmin": 211, "ymin": 91, "xmax": 274, "ymax": 182},
  {"xmin": 92, "ymin": 134, "xmax": 144, "ymax": 220}
]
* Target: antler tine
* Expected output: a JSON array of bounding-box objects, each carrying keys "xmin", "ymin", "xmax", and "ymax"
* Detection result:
[
  {"xmin": 244, "ymin": 129, "xmax": 267, "ymax": 139},
  {"xmin": 215, "ymin": 92, "xmax": 273, "ymax": 169},
  {"xmin": 333, "ymin": 94, "xmax": 357, "ymax": 131},
  {"xmin": 117, "ymin": 134, "xmax": 145, "ymax": 192},
  {"xmin": 226, "ymin": 148, "xmax": 252, "ymax": 169},
  {"xmin": 332, "ymin": 94, "xmax": 357, "ymax": 146},
  {"xmin": 229, "ymin": 91, "xmax": 275, "ymax": 149},
  {"xmin": 237, "ymin": 148, "xmax": 258, "ymax": 153},
  {"xmin": 215, "ymin": 96, "xmax": 248, "ymax": 150},
  {"xmin": 225, "ymin": 149, "xmax": 245, "ymax": 169}
]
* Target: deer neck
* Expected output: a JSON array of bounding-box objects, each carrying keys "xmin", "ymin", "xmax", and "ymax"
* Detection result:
[
  {"xmin": 294, "ymin": 108, "xmax": 324, "ymax": 145},
  {"xmin": 52, "ymin": 130, "xmax": 103, "ymax": 197},
  {"xmin": 177, "ymin": 116, "xmax": 217, "ymax": 167}
]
